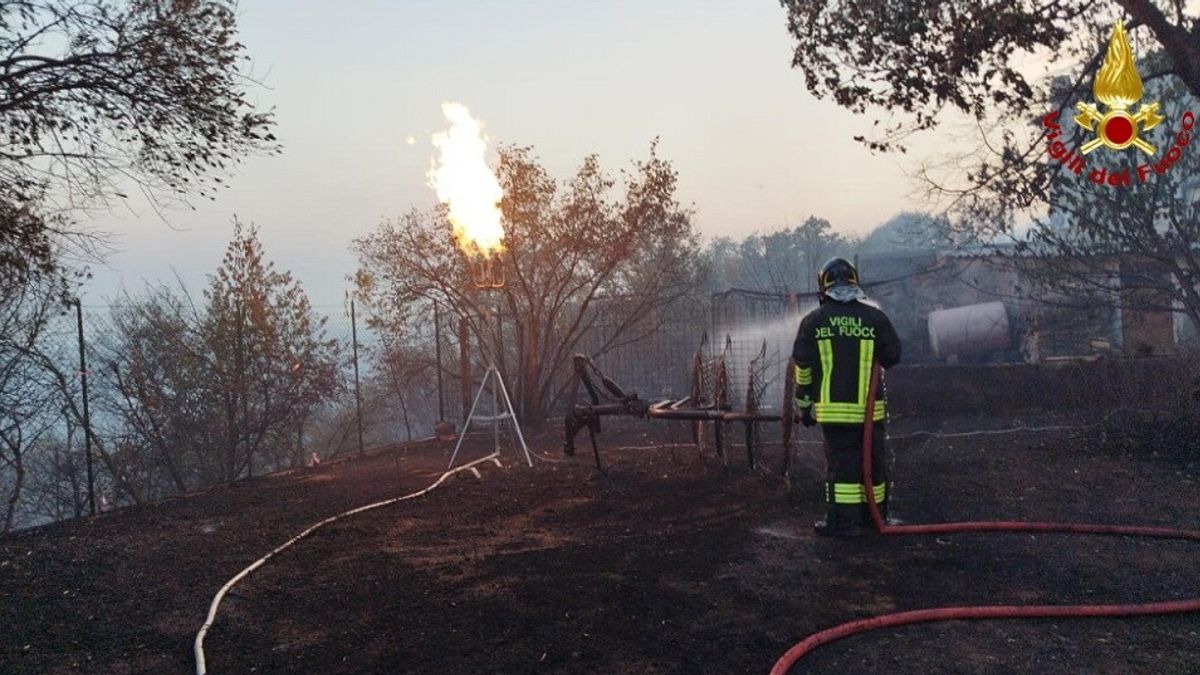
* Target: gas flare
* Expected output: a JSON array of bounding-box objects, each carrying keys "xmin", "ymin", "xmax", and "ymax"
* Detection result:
[{"xmin": 428, "ymin": 102, "xmax": 505, "ymax": 259}]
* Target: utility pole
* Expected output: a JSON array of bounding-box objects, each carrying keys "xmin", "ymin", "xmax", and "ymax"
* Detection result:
[{"xmin": 74, "ymin": 300, "xmax": 96, "ymax": 516}]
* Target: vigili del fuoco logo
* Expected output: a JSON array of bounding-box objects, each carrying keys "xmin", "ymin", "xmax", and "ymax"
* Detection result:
[{"xmin": 1042, "ymin": 20, "xmax": 1194, "ymax": 187}]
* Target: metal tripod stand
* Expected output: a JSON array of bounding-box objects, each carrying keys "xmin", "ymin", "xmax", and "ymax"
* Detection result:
[{"xmin": 447, "ymin": 363, "xmax": 532, "ymax": 469}]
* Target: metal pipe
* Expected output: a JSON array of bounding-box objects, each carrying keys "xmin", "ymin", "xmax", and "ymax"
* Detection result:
[
  {"xmin": 645, "ymin": 407, "xmax": 781, "ymax": 423},
  {"xmin": 567, "ymin": 399, "xmax": 783, "ymax": 423}
]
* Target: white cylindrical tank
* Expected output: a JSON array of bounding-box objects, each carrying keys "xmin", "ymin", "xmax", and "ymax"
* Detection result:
[{"xmin": 928, "ymin": 301, "xmax": 1011, "ymax": 358}]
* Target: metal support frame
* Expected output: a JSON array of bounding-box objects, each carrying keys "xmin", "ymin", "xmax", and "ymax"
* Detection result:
[
  {"xmin": 447, "ymin": 364, "xmax": 532, "ymax": 469},
  {"xmin": 563, "ymin": 348, "xmax": 794, "ymax": 473}
]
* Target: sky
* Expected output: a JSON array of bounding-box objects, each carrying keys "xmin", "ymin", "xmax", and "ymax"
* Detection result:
[{"xmin": 85, "ymin": 0, "xmax": 938, "ymax": 307}]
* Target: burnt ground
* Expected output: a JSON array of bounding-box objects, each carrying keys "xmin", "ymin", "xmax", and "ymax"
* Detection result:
[{"xmin": 1, "ymin": 415, "xmax": 1198, "ymax": 675}]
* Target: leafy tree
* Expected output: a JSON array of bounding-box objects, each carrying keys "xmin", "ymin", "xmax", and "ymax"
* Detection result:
[
  {"xmin": 699, "ymin": 235, "xmax": 741, "ymax": 293},
  {"xmin": 855, "ymin": 212, "xmax": 947, "ymax": 256},
  {"xmin": 701, "ymin": 216, "xmax": 852, "ymax": 294},
  {"xmin": 0, "ymin": 201, "xmax": 64, "ymax": 297},
  {"xmin": 202, "ymin": 222, "xmax": 341, "ymax": 481},
  {"xmin": 353, "ymin": 143, "xmax": 701, "ymax": 427},
  {"xmin": 0, "ymin": 280, "xmax": 62, "ymax": 531},
  {"xmin": 373, "ymin": 336, "xmax": 440, "ymax": 441},
  {"xmin": 781, "ymin": 1, "xmax": 1200, "ymax": 328},
  {"xmin": 21, "ymin": 432, "xmax": 90, "ymax": 524},
  {"xmin": 12, "ymin": 300, "xmax": 147, "ymax": 508},
  {"xmin": 0, "ymin": 0, "xmax": 277, "ymax": 291},
  {"xmin": 103, "ymin": 283, "xmax": 216, "ymax": 491},
  {"xmin": 780, "ymin": 1, "xmax": 1199, "ymax": 150},
  {"xmin": 101, "ymin": 223, "xmax": 340, "ymax": 493}
]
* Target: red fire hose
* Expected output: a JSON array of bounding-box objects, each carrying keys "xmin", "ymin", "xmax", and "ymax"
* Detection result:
[{"xmin": 770, "ymin": 362, "xmax": 1200, "ymax": 675}]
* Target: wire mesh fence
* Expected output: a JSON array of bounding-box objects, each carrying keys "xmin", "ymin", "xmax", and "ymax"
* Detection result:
[
  {"xmin": 579, "ymin": 305, "xmax": 714, "ymax": 404},
  {"xmin": 4, "ymin": 288, "xmax": 817, "ymax": 532},
  {"xmin": 1, "ymin": 298, "xmax": 432, "ymax": 532},
  {"xmin": 7, "ymin": 280, "xmax": 1200, "ymax": 535}
]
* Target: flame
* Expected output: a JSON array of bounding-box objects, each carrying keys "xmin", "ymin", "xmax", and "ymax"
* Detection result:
[
  {"xmin": 1094, "ymin": 20, "xmax": 1143, "ymax": 110},
  {"xmin": 428, "ymin": 102, "xmax": 505, "ymax": 259}
]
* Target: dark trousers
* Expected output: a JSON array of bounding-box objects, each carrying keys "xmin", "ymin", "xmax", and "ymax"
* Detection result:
[{"xmin": 822, "ymin": 422, "xmax": 888, "ymax": 526}]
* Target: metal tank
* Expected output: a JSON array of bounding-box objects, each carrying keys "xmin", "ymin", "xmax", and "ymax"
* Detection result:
[{"xmin": 927, "ymin": 301, "xmax": 1012, "ymax": 360}]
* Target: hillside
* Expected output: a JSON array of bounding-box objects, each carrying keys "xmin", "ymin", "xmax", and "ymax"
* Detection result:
[{"xmin": 1, "ymin": 410, "xmax": 1198, "ymax": 674}]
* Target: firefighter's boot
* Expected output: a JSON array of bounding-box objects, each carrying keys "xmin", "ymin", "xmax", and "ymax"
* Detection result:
[{"xmin": 813, "ymin": 505, "xmax": 862, "ymax": 538}]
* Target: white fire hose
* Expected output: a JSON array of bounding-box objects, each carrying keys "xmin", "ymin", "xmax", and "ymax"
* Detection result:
[{"xmin": 193, "ymin": 451, "xmax": 503, "ymax": 675}]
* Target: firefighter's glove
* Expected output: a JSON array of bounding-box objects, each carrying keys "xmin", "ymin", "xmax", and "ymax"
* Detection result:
[{"xmin": 800, "ymin": 407, "xmax": 817, "ymax": 428}]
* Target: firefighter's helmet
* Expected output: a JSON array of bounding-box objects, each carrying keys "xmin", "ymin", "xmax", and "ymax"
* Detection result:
[{"xmin": 817, "ymin": 257, "xmax": 860, "ymax": 303}]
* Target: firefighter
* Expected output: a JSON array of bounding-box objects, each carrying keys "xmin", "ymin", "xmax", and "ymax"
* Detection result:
[{"xmin": 792, "ymin": 257, "xmax": 902, "ymax": 537}]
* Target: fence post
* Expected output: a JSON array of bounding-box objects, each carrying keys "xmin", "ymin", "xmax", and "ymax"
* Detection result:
[
  {"xmin": 350, "ymin": 299, "xmax": 365, "ymax": 457},
  {"xmin": 74, "ymin": 300, "xmax": 96, "ymax": 516},
  {"xmin": 434, "ymin": 304, "xmax": 445, "ymax": 421},
  {"xmin": 458, "ymin": 316, "xmax": 471, "ymax": 422},
  {"xmin": 495, "ymin": 303, "xmax": 504, "ymax": 376}
]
